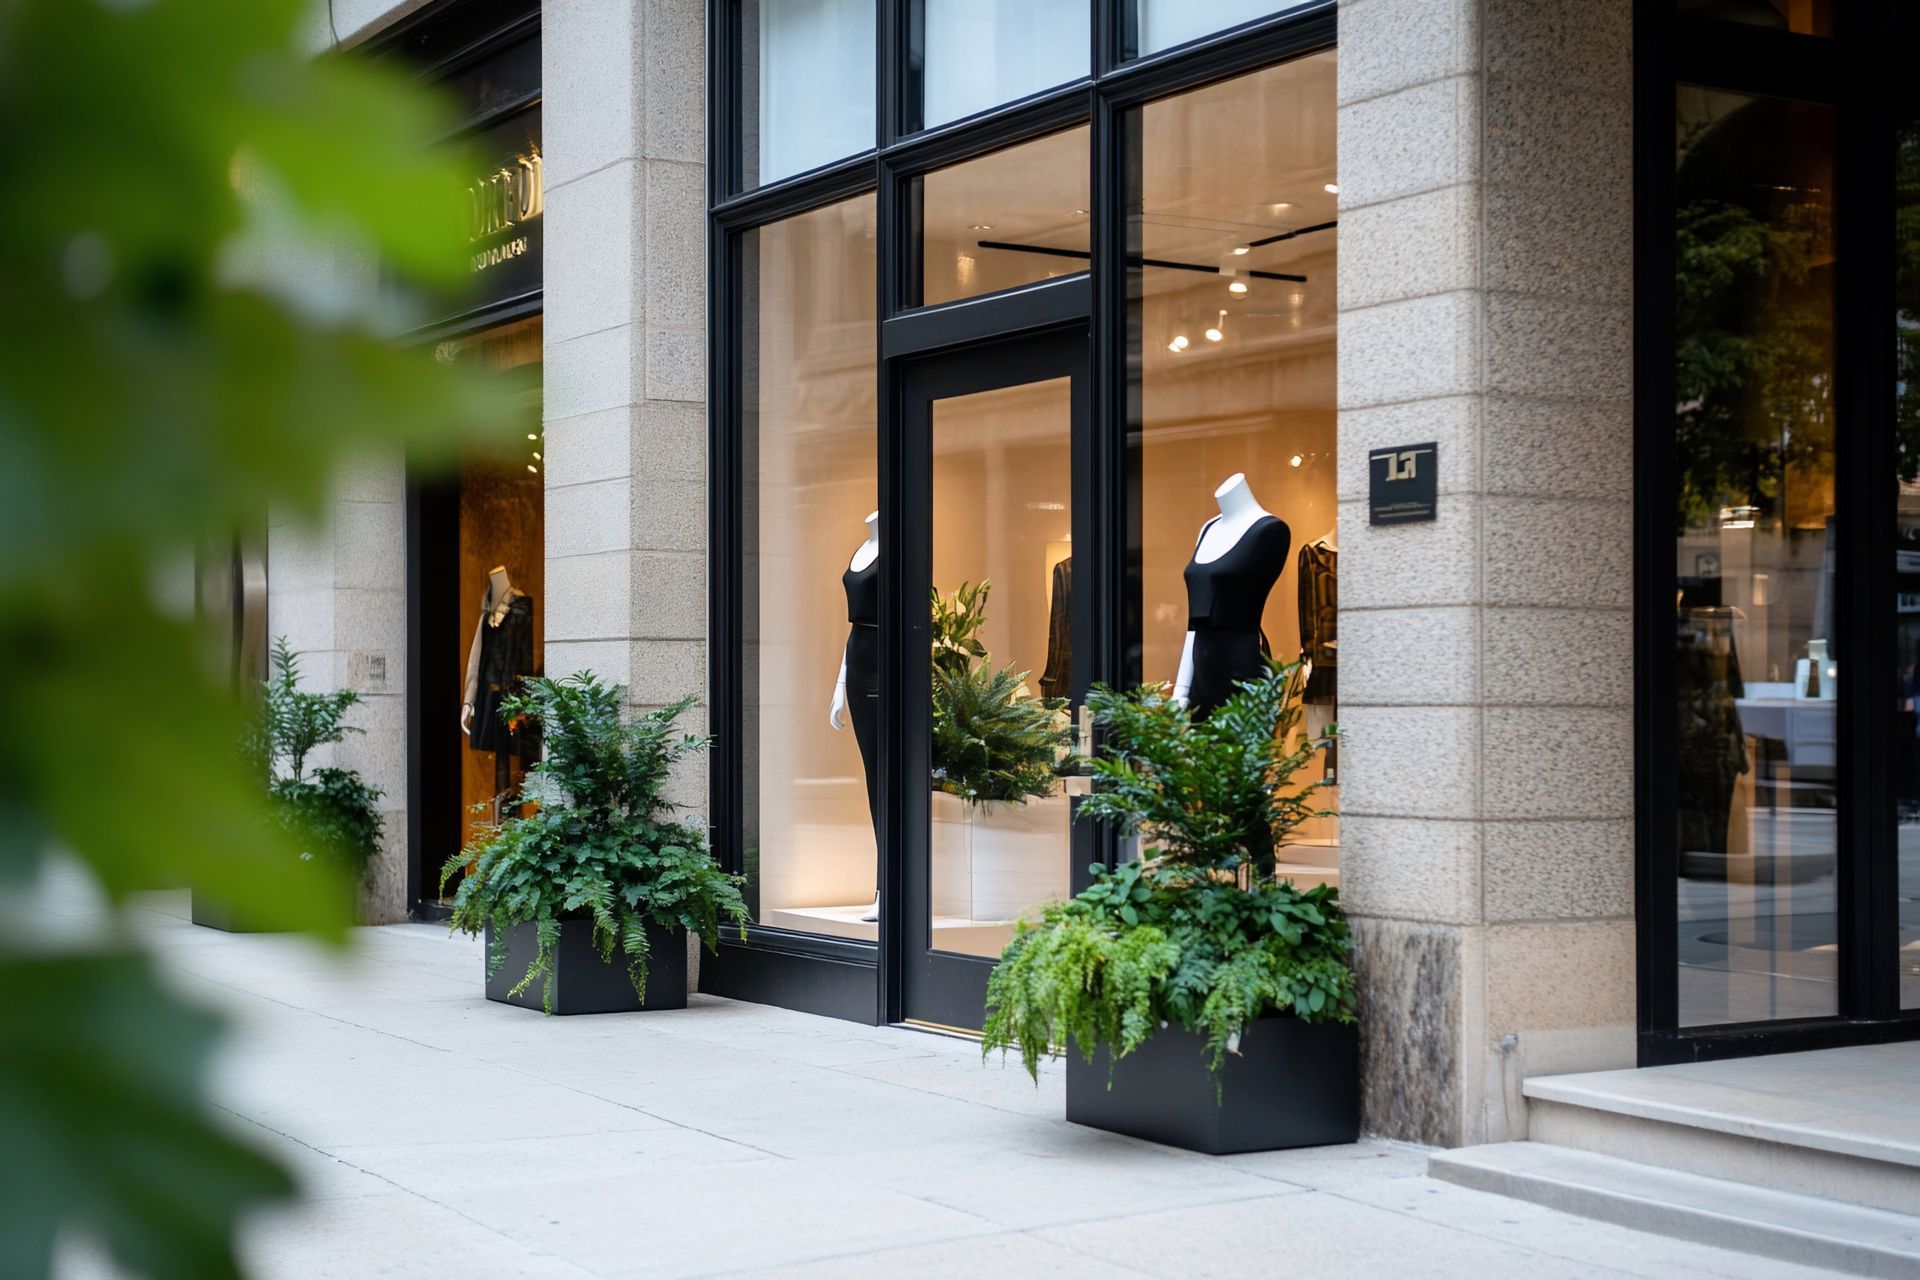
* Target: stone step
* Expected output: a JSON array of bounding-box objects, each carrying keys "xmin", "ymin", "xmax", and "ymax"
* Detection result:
[
  {"xmin": 1522, "ymin": 1060, "xmax": 1920, "ymax": 1215},
  {"xmin": 1430, "ymin": 1141, "xmax": 1920, "ymax": 1278}
]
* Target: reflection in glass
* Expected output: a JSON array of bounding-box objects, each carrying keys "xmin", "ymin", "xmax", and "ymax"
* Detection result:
[
  {"xmin": 1675, "ymin": 0, "xmax": 1836, "ymax": 36},
  {"xmin": 1128, "ymin": 54, "xmax": 1340, "ymax": 882},
  {"xmin": 920, "ymin": 0, "xmax": 1088, "ymax": 129},
  {"xmin": 1896, "ymin": 123, "xmax": 1920, "ymax": 1008},
  {"xmin": 742, "ymin": 196, "xmax": 880, "ymax": 939},
  {"xmin": 917, "ymin": 127, "xmax": 1090, "ymax": 308},
  {"xmin": 1673, "ymin": 87, "xmax": 1838, "ymax": 1025},
  {"xmin": 928, "ymin": 379, "xmax": 1076, "ymax": 958},
  {"xmin": 1132, "ymin": 1, "xmax": 1311, "ymax": 56},
  {"xmin": 742, "ymin": 0, "xmax": 876, "ymax": 187}
]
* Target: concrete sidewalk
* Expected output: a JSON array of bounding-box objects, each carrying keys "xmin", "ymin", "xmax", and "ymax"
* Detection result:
[{"xmin": 63, "ymin": 891, "xmax": 1853, "ymax": 1279}]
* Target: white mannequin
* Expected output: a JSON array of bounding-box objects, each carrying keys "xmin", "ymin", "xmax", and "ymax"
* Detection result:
[
  {"xmin": 460, "ymin": 564, "xmax": 516, "ymax": 734},
  {"xmin": 828, "ymin": 510, "xmax": 880, "ymax": 729},
  {"xmin": 1172, "ymin": 474, "xmax": 1275, "ymax": 708}
]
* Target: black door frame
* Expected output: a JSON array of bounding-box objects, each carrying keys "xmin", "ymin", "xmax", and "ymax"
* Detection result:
[
  {"xmin": 703, "ymin": 0, "xmax": 1338, "ymax": 1025},
  {"xmin": 882, "ymin": 284, "xmax": 1097, "ymax": 1030},
  {"xmin": 1634, "ymin": 0, "xmax": 1920, "ymax": 1063}
]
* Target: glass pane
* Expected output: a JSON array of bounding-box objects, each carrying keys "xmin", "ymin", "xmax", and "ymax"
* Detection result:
[
  {"xmin": 1896, "ymin": 122, "xmax": 1920, "ymax": 1009},
  {"xmin": 920, "ymin": 0, "xmax": 1088, "ymax": 129},
  {"xmin": 1132, "ymin": 0, "xmax": 1314, "ymax": 56},
  {"xmin": 1128, "ymin": 55, "xmax": 1340, "ymax": 881},
  {"xmin": 917, "ymin": 127, "xmax": 1089, "ymax": 308},
  {"xmin": 741, "ymin": 0, "xmax": 876, "ymax": 188},
  {"xmin": 929, "ymin": 378, "xmax": 1076, "ymax": 958},
  {"xmin": 1675, "ymin": 0, "xmax": 1836, "ymax": 35},
  {"xmin": 742, "ymin": 196, "xmax": 880, "ymax": 939},
  {"xmin": 1673, "ymin": 86, "xmax": 1838, "ymax": 1025}
]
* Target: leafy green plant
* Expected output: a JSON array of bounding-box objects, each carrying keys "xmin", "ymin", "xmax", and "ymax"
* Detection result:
[
  {"xmin": 981, "ymin": 662, "xmax": 1352, "ymax": 1083},
  {"xmin": 927, "ymin": 580, "xmax": 1070, "ymax": 806},
  {"xmin": 0, "ymin": 1, "xmax": 525, "ymax": 1273},
  {"xmin": 440, "ymin": 674, "xmax": 749, "ymax": 1012},
  {"xmin": 247, "ymin": 638, "xmax": 384, "ymax": 879}
]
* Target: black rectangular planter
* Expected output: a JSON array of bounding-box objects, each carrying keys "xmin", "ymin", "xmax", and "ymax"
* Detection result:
[
  {"xmin": 1066, "ymin": 1014, "xmax": 1359, "ymax": 1154},
  {"xmin": 484, "ymin": 918, "xmax": 688, "ymax": 1014}
]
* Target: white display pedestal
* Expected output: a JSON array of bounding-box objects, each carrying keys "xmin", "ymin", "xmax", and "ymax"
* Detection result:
[{"xmin": 929, "ymin": 789, "xmax": 1072, "ymax": 925}]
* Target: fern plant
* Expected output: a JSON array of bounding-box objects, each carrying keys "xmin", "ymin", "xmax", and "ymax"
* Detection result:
[
  {"xmin": 440, "ymin": 673, "xmax": 749, "ymax": 1012},
  {"xmin": 928, "ymin": 580, "xmax": 1070, "ymax": 805},
  {"xmin": 981, "ymin": 661, "xmax": 1352, "ymax": 1083},
  {"xmin": 245, "ymin": 637, "xmax": 383, "ymax": 879}
]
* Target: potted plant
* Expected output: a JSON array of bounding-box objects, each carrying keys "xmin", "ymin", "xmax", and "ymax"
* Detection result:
[
  {"xmin": 202, "ymin": 639, "xmax": 384, "ymax": 931},
  {"xmin": 441, "ymin": 673, "xmax": 748, "ymax": 1015},
  {"xmin": 980, "ymin": 662, "xmax": 1357, "ymax": 1154},
  {"xmin": 929, "ymin": 581, "xmax": 1073, "ymax": 924}
]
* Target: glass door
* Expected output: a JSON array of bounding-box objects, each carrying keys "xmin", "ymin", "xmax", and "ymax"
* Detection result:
[{"xmin": 896, "ymin": 325, "xmax": 1094, "ymax": 1030}]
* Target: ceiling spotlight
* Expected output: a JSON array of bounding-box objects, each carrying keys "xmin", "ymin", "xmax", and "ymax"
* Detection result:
[
  {"xmin": 1231, "ymin": 245, "xmax": 1250, "ymax": 256},
  {"xmin": 1204, "ymin": 309, "xmax": 1226, "ymax": 343},
  {"xmin": 526, "ymin": 433, "xmax": 537, "ymax": 440},
  {"xmin": 532, "ymin": 452, "xmax": 542, "ymax": 461},
  {"xmin": 1072, "ymin": 208, "xmax": 1089, "ymax": 216},
  {"xmin": 1167, "ymin": 334, "xmax": 1190, "ymax": 353},
  {"xmin": 1323, "ymin": 182, "xmax": 1340, "ymax": 195},
  {"xmin": 1271, "ymin": 201, "xmax": 1294, "ymax": 211},
  {"xmin": 1227, "ymin": 281, "xmax": 1249, "ymax": 295},
  {"xmin": 1289, "ymin": 453, "xmax": 1304, "ymax": 468},
  {"xmin": 969, "ymin": 223, "xmax": 994, "ymax": 230},
  {"xmin": 527, "ymin": 464, "xmax": 539, "ymax": 474}
]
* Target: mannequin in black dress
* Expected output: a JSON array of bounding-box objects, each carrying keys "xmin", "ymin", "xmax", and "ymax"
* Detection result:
[
  {"xmin": 828, "ymin": 511, "xmax": 881, "ymax": 920},
  {"xmin": 1173, "ymin": 474, "xmax": 1292, "ymax": 718}
]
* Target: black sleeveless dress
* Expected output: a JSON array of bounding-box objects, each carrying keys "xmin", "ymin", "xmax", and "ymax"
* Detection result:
[
  {"xmin": 842, "ymin": 557, "xmax": 880, "ymax": 833},
  {"xmin": 1183, "ymin": 514, "xmax": 1291, "ymax": 718}
]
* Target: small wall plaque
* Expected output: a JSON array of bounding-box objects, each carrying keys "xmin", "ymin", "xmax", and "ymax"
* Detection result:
[{"xmin": 1368, "ymin": 443, "xmax": 1438, "ymax": 526}]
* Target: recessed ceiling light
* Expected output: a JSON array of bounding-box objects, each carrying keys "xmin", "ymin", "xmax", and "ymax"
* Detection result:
[
  {"xmin": 970, "ymin": 223, "xmax": 994, "ymax": 230},
  {"xmin": 1204, "ymin": 327, "xmax": 1224, "ymax": 343},
  {"xmin": 1167, "ymin": 335, "xmax": 1190, "ymax": 353},
  {"xmin": 1323, "ymin": 183, "xmax": 1339, "ymax": 195},
  {"xmin": 1227, "ymin": 281, "xmax": 1249, "ymax": 295},
  {"xmin": 1231, "ymin": 245, "xmax": 1250, "ymax": 256},
  {"xmin": 1271, "ymin": 201, "xmax": 1294, "ymax": 211},
  {"xmin": 1289, "ymin": 453, "xmax": 1304, "ymax": 468},
  {"xmin": 1072, "ymin": 209, "xmax": 1089, "ymax": 216}
]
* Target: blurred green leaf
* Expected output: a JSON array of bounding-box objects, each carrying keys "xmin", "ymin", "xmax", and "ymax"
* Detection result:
[
  {"xmin": 0, "ymin": 0, "xmax": 531, "ymax": 1274},
  {"xmin": 0, "ymin": 951, "xmax": 294, "ymax": 1280}
]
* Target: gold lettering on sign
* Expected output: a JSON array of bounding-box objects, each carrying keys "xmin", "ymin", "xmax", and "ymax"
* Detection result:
[{"xmin": 467, "ymin": 144, "xmax": 543, "ymax": 266}]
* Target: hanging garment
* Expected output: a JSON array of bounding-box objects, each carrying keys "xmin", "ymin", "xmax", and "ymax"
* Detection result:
[
  {"xmin": 464, "ymin": 587, "xmax": 537, "ymax": 756},
  {"xmin": 1038, "ymin": 556, "xmax": 1072, "ymax": 701},
  {"xmin": 1183, "ymin": 514, "xmax": 1291, "ymax": 718},
  {"xmin": 1297, "ymin": 540, "xmax": 1337, "ymax": 705},
  {"xmin": 842, "ymin": 557, "xmax": 881, "ymax": 835}
]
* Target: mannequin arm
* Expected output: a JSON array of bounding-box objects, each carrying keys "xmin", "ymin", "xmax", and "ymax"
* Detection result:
[
  {"xmin": 829, "ymin": 645, "xmax": 850, "ymax": 730},
  {"xmin": 460, "ymin": 612, "xmax": 484, "ymax": 734},
  {"xmin": 1171, "ymin": 631, "xmax": 1197, "ymax": 708}
]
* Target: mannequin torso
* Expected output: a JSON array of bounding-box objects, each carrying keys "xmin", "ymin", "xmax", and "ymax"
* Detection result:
[{"xmin": 1173, "ymin": 474, "xmax": 1291, "ymax": 714}]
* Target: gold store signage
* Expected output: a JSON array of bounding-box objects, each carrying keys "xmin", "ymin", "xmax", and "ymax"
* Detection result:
[{"xmin": 468, "ymin": 146, "xmax": 542, "ymax": 274}]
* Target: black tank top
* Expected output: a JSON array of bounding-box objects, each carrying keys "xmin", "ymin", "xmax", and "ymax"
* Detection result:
[
  {"xmin": 1184, "ymin": 515, "xmax": 1291, "ymax": 631},
  {"xmin": 843, "ymin": 556, "xmax": 879, "ymax": 627}
]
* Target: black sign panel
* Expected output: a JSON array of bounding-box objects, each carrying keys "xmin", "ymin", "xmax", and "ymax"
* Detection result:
[
  {"xmin": 1368, "ymin": 443, "xmax": 1438, "ymax": 525},
  {"xmin": 461, "ymin": 103, "xmax": 542, "ymax": 314}
]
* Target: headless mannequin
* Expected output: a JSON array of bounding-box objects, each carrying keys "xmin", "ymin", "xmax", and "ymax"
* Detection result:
[
  {"xmin": 1172, "ymin": 474, "xmax": 1283, "ymax": 708},
  {"xmin": 461, "ymin": 565, "xmax": 517, "ymax": 735},
  {"xmin": 828, "ymin": 512, "xmax": 881, "ymax": 922}
]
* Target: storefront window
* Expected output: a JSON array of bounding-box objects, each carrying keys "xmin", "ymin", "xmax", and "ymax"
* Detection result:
[
  {"xmin": 1128, "ymin": 53, "xmax": 1339, "ymax": 880},
  {"xmin": 742, "ymin": 196, "xmax": 880, "ymax": 939},
  {"xmin": 1672, "ymin": 86, "xmax": 1838, "ymax": 1025},
  {"xmin": 1131, "ymin": 1, "xmax": 1312, "ymax": 56},
  {"xmin": 916, "ymin": 126, "xmax": 1089, "ymax": 308},
  {"xmin": 1895, "ymin": 121, "xmax": 1920, "ymax": 1009},
  {"xmin": 1675, "ymin": 0, "xmax": 1837, "ymax": 36},
  {"xmin": 742, "ymin": 0, "xmax": 876, "ymax": 187},
  {"xmin": 918, "ymin": 0, "xmax": 1088, "ymax": 129}
]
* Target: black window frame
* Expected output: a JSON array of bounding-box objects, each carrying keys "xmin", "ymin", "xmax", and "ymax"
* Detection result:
[
  {"xmin": 1634, "ymin": 0, "xmax": 1920, "ymax": 1063},
  {"xmin": 705, "ymin": 0, "xmax": 1337, "ymax": 1023}
]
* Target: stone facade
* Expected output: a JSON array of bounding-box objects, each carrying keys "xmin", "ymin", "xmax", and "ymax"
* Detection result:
[{"xmin": 1335, "ymin": 0, "xmax": 1636, "ymax": 1145}]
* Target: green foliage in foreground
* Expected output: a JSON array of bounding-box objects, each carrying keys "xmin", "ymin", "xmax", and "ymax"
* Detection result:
[
  {"xmin": 982, "ymin": 665, "xmax": 1353, "ymax": 1082},
  {"xmin": 442, "ymin": 675, "xmax": 750, "ymax": 1011},
  {"xmin": 0, "ymin": 0, "xmax": 524, "ymax": 1274},
  {"xmin": 251, "ymin": 639, "xmax": 384, "ymax": 878}
]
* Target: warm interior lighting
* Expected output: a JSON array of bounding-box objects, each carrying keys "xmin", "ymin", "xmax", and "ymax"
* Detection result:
[
  {"xmin": 1231, "ymin": 245, "xmax": 1250, "ymax": 255},
  {"xmin": 1167, "ymin": 334, "xmax": 1190, "ymax": 353},
  {"xmin": 1290, "ymin": 453, "xmax": 1304, "ymax": 468},
  {"xmin": 1323, "ymin": 182, "xmax": 1339, "ymax": 194},
  {"xmin": 1227, "ymin": 281, "xmax": 1249, "ymax": 295}
]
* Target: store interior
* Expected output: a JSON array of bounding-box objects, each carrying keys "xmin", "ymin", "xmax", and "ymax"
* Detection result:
[{"xmin": 744, "ymin": 53, "xmax": 1339, "ymax": 948}]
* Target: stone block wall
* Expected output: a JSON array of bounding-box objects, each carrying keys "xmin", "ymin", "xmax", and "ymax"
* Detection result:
[{"xmin": 1335, "ymin": 0, "xmax": 1636, "ymax": 1145}]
